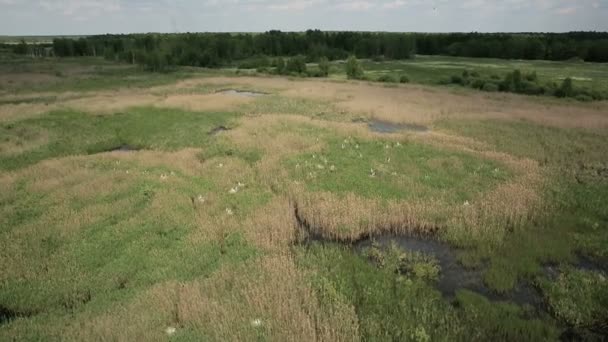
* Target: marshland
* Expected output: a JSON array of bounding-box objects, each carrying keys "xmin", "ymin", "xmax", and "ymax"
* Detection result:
[{"xmin": 1, "ymin": 31, "xmax": 607, "ymax": 341}]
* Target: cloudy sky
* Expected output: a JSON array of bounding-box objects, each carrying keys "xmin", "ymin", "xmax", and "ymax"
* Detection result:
[{"xmin": 1, "ymin": 0, "xmax": 607, "ymax": 35}]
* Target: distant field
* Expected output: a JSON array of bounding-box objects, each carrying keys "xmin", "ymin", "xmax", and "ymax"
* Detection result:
[
  {"xmin": 0, "ymin": 36, "xmax": 85, "ymax": 44},
  {"xmin": 1, "ymin": 54, "xmax": 607, "ymax": 341},
  {"xmin": 352, "ymin": 55, "xmax": 608, "ymax": 93}
]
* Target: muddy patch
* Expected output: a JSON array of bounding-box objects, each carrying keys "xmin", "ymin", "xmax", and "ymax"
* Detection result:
[
  {"xmin": 217, "ymin": 89, "xmax": 266, "ymax": 97},
  {"xmin": 368, "ymin": 119, "xmax": 429, "ymax": 134}
]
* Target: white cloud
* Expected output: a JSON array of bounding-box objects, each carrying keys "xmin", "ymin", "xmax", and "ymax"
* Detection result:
[
  {"xmin": 555, "ymin": 6, "xmax": 576, "ymax": 14},
  {"xmin": 39, "ymin": 0, "xmax": 121, "ymax": 16},
  {"xmin": 334, "ymin": 1, "xmax": 374, "ymax": 11},
  {"xmin": 268, "ymin": 0, "xmax": 325, "ymax": 11},
  {"xmin": 382, "ymin": 0, "xmax": 406, "ymax": 9}
]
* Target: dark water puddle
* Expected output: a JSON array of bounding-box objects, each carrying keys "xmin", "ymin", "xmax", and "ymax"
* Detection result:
[
  {"xmin": 368, "ymin": 119, "xmax": 429, "ymax": 134},
  {"xmin": 293, "ymin": 206, "xmax": 606, "ymax": 313},
  {"xmin": 354, "ymin": 235, "xmax": 542, "ymax": 308},
  {"xmin": 0, "ymin": 305, "xmax": 31, "ymax": 325},
  {"xmin": 542, "ymin": 255, "xmax": 608, "ymax": 281},
  {"xmin": 108, "ymin": 144, "xmax": 139, "ymax": 152},
  {"xmin": 217, "ymin": 89, "xmax": 266, "ymax": 97},
  {"xmin": 209, "ymin": 125, "xmax": 230, "ymax": 135}
]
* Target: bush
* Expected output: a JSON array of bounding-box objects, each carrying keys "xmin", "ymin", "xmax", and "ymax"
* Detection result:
[
  {"xmin": 345, "ymin": 55, "xmax": 364, "ymax": 80},
  {"xmin": 500, "ymin": 70, "xmax": 522, "ymax": 92},
  {"xmin": 450, "ymin": 75, "xmax": 464, "ymax": 85},
  {"xmin": 482, "ymin": 82, "xmax": 499, "ymax": 92},
  {"xmin": 518, "ymin": 80, "xmax": 544, "ymax": 95},
  {"xmin": 575, "ymin": 94, "xmax": 593, "ymax": 102},
  {"xmin": 275, "ymin": 57, "xmax": 286, "ymax": 74},
  {"xmin": 438, "ymin": 78, "xmax": 451, "ymax": 85},
  {"xmin": 377, "ymin": 74, "xmax": 398, "ymax": 83},
  {"xmin": 525, "ymin": 71, "xmax": 538, "ymax": 82},
  {"xmin": 238, "ymin": 55, "xmax": 270, "ymax": 69},
  {"xmin": 558, "ymin": 77, "xmax": 574, "ymax": 98},
  {"xmin": 471, "ymin": 79, "xmax": 485, "ymax": 89},
  {"xmin": 470, "ymin": 71, "xmax": 480, "ymax": 77},
  {"xmin": 286, "ymin": 55, "xmax": 307, "ymax": 74},
  {"xmin": 306, "ymin": 69, "xmax": 326, "ymax": 77},
  {"xmin": 318, "ymin": 57, "xmax": 330, "ymax": 77},
  {"xmin": 400, "ymin": 75, "xmax": 410, "ymax": 84},
  {"xmin": 256, "ymin": 66, "xmax": 270, "ymax": 74}
]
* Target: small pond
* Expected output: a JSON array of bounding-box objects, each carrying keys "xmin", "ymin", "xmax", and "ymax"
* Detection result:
[
  {"xmin": 354, "ymin": 235, "xmax": 542, "ymax": 307},
  {"xmin": 368, "ymin": 119, "xmax": 429, "ymax": 134},
  {"xmin": 217, "ymin": 89, "xmax": 266, "ymax": 97}
]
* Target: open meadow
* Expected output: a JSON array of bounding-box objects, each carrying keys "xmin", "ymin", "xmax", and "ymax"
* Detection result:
[{"xmin": 1, "ymin": 54, "xmax": 607, "ymax": 341}]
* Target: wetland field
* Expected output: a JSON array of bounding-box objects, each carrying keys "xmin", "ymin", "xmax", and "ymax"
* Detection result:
[{"xmin": 1, "ymin": 54, "xmax": 607, "ymax": 341}]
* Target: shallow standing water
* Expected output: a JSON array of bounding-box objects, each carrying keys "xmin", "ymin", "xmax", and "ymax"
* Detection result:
[
  {"xmin": 110, "ymin": 145, "xmax": 138, "ymax": 152},
  {"xmin": 217, "ymin": 89, "xmax": 266, "ymax": 97},
  {"xmin": 368, "ymin": 119, "xmax": 429, "ymax": 134},
  {"xmin": 354, "ymin": 235, "xmax": 542, "ymax": 307}
]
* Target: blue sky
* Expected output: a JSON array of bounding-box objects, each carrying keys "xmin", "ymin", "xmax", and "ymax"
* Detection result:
[{"xmin": 1, "ymin": 0, "xmax": 607, "ymax": 35}]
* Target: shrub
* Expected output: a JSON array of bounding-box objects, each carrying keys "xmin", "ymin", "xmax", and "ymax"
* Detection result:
[
  {"xmin": 462, "ymin": 70, "xmax": 470, "ymax": 78},
  {"xmin": 238, "ymin": 55, "xmax": 270, "ymax": 69},
  {"xmin": 482, "ymin": 82, "xmax": 499, "ymax": 92},
  {"xmin": 345, "ymin": 55, "xmax": 364, "ymax": 80},
  {"xmin": 525, "ymin": 71, "xmax": 538, "ymax": 82},
  {"xmin": 575, "ymin": 94, "xmax": 593, "ymax": 102},
  {"xmin": 306, "ymin": 69, "xmax": 326, "ymax": 77},
  {"xmin": 275, "ymin": 57, "xmax": 286, "ymax": 74},
  {"xmin": 470, "ymin": 71, "xmax": 480, "ymax": 77},
  {"xmin": 450, "ymin": 75, "xmax": 464, "ymax": 85},
  {"xmin": 518, "ymin": 80, "xmax": 544, "ymax": 95},
  {"xmin": 438, "ymin": 78, "xmax": 451, "ymax": 85},
  {"xmin": 471, "ymin": 79, "xmax": 485, "ymax": 89},
  {"xmin": 377, "ymin": 74, "xmax": 398, "ymax": 83},
  {"xmin": 318, "ymin": 57, "xmax": 330, "ymax": 77},
  {"xmin": 256, "ymin": 66, "xmax": 270, "ymax": 74},
  {"xmin": 372, "ymin": 55, "xmax": 386, "ymax": 62},
  {"xmin": 286, "ymin": 55, "xmax": 307, "ymax": 74},
  {"xmin": 400, "ymin": 75, "xmax": 410, "ymax": 83},
  {"xmin": 558, "ymin": 77, "xmax": 574, "ymax": 98}
]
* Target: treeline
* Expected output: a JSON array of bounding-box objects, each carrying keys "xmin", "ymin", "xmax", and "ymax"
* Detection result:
[
  {"xmin": 9, "ymin": 31, "xmax": 608, "ymax": 69},
  {"xmin": 416, "ymin": 32, "xmax": 608, "ymax": 62},
  {"xmin": 51, "ymin": 30, "xmax": 416, "ymax": 71}
]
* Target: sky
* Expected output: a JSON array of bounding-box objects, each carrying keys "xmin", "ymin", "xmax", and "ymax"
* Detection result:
[{"xmin": 0, "ymin": 0, "xmax": 607, "ymax": 36}]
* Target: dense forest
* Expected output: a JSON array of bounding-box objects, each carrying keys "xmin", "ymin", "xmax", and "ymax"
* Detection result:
[{"xmin": 6, "ymin": 31, "xmax": 608, "ymax": 70}]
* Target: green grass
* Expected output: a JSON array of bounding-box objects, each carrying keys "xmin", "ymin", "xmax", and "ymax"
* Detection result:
[
  {"xmin": 538, "ymin": 268, "xmax": 608, "ymax": 337},
  {"xmin": 0, "ymin": 156, "xmax": 258, "ymax": 312},
  {"xmin": 296, "ymin": 242, "xmax": 560, "ymax": 341},
  {"xmin": 289, "ymin": 137, "xmax": 509, "ymax": 204},
  {"xmin": 2, "ymin": 54, "xmax": 607, "ymax": 340},
  {"xmin": 439, "ymin": 119, "xmax": 608, "ymax": 293},
  {"xmin": 355, "ymin": 55, "xmax": 608, "ymax": 94},
  {"xmin": 0, "ymin": 107, "xmax": 240, "ymax": 170}
]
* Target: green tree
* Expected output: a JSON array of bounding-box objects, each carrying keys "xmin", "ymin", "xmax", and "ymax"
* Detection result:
[{"xmin": 345, "ymin": 55, "xmax": 364, "ymax": 80}]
